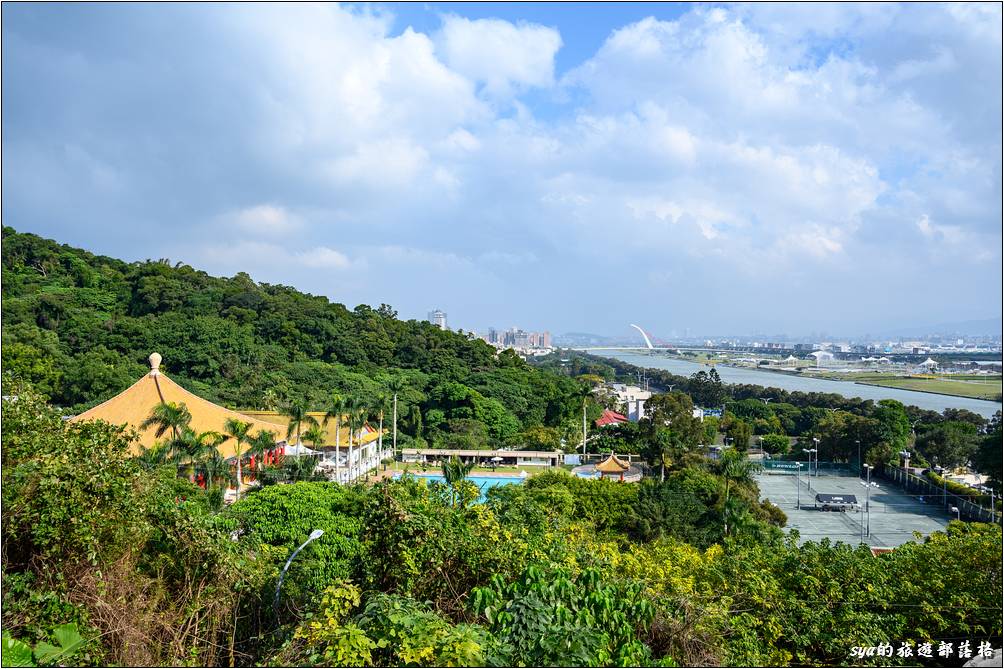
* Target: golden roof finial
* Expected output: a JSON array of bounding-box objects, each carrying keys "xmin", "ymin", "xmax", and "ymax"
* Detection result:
[{"xmin": 149, "ymin": 352, "xmax": 162, "ymax": 376}]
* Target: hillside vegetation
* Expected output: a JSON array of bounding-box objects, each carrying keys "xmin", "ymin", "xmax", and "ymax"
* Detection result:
[
  {"xmin": 1, "ymin": 227, "xmax": 585, "ymax": 449},
  {"xmin": 2, "ymin": 228, "xmax": 1001, "ymax": 667}
]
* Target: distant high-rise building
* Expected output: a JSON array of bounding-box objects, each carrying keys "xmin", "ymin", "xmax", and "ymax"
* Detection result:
[
  {"xmin": 481, "ymin": 324, "xmax": 552, "ymax": 351},
  {"xmin": 428, "ymin": 309, "xmax": 448, "ymax": 330}
]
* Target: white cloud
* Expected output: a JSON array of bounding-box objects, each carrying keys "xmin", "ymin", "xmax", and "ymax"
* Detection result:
[
  {"xmin": 437, "ymin": 15, "xmax": 562, "ymax": 99},
  {"xmin": 223, "ymin": 205, "xmax": 301, "ymax": 237},
  {"xmin": 298, "ymin": 247, "xmax": 356, "ymax": 269},
  {"xmin": 196, "ymin": 240, "xmax": 361, "ymax": 273},
  {"xmin": 326, "ymin": 138, "xmax": 430, "ymax": 189},
  {"xmin": 3, "ymin": 2, "xmax": 999, "ymax": 333}
]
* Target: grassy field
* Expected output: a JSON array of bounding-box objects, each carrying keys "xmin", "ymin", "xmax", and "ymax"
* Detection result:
[{"xmin": 856, "ymin": 377, "xmax": 1002, "ymax": 401}]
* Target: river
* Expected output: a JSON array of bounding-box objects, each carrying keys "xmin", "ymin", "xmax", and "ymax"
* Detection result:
[{"xmin": 595, "ymin": 350, "xmax": 1003, "ymax": 418}]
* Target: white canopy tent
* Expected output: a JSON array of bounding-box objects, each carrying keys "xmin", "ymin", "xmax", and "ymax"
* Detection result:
[{"xmin": 283, "ymin": 443, "xmax": 320, "ymax": 457}]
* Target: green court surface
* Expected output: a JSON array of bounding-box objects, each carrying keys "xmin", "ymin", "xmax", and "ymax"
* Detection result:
[{"xmin": 756, "ymin": 470, "xmax": 951, "ymax": 547}]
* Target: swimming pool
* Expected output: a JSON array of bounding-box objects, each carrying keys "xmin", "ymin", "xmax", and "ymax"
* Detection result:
[{"xmin": 393, "ymin": 473, "xmax": 525, "ymax": 501}]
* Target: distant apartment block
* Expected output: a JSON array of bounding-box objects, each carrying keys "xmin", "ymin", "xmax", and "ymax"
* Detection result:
[
  {"xmin": 428, "ymin": 309, "xmax": 448, "ymax": 330},
  {"xmin": 481, "ymin": 326, "xmax": 552, "ymax": 352}
]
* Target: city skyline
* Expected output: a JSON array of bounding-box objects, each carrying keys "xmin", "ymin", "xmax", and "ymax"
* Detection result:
[{"xmin": 2, "ymin": 3, "xmax": 1001, "ymax": 335}]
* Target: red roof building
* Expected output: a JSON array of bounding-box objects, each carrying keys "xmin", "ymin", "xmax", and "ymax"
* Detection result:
[{"xmin": 595, "ymin": 409, "xmax": 628, "ymax": 427}]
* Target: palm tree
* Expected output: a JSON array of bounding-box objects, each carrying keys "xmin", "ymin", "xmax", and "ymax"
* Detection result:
[
  {"xmin": 172, "ymin": 428, "xmax": 227, "ymax": 483},
  {"xmin": 200, "ymin": 449, "xmax": 230, "ymax": 489},
  {"xmin": 571, "ymin": 382, "xmax": 595, "ymax": 459},
  {"xmin": 136, "ymin": 442, "xmax": 171, "ymax": 470},
  {"xmin": 442, "ymin": 456, "xmax": 476, "ymax": 506},
  {"xmin": 718, "ymin": 449, "xmax": 763, "ymax": 536},
  {"xmin": 324, "ymin": 394, "xmax": 348, "ymax": 483},
  {"xmin": 302, "ymin": 424, "xmax": 325, "ymax": 449},
  {"xmin": 386, "ymin": 378, "xmax": 407, "ymax": 461},
  {"xmin": 223, "ymin": 418, "xmax": 252, "ymax": 501},
  {"xmin": 372, "ymin": 392, "xmax": 388, "ymax": 462},
  {"xmin": 141, "ymin": 402, "xmax": 192, "ymax": 441},
  {"xmin": 282, "ymin": 400, "xmax": 319, "ymax": 446},
  {"xmin": 247, "ymin": 429, "xmax": 278, "ymax": 478},
  {"xmin": 347, "ymin": 403, "xmax": 367, "ymax": 481}
]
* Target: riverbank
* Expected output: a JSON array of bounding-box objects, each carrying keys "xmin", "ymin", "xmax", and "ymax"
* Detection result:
[
  {"xmin": 593, "ymin": 350, "xmax": 1003, "ymax": 417},
  {"xmin": 657, "ymin": 353, "xmax": 1002, "ymax": 402},
  {"xmin": 854, "ymin": 379, "xmax": 1002, "ymax": 402}
]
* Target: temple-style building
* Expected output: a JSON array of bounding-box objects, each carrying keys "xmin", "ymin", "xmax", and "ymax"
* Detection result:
[
  {"xmin": 70, "ymin": 353, "xmax": 390, "ymax": 483},
  {"xmin": 71, "ymin": 353, "xmax": 287, "ymax": 459}
]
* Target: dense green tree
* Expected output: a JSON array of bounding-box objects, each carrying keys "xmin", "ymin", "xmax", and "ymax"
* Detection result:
[
  {"xmin": 721, "ymin": 412, "xmax": 753, "ymax": 450},
  {"xmin": 688, "ymin": 368, "xmax": 727, "ymax": 407},
  {"xmin": 641, "ymin": 391, "xmax": 704, "ymax": 480},
  {"xmin": 760, "ymin": 433, "xmax": 790, "ymax": 455},
  {"xmin": 916, "ymin": 421, "xmax": 980, "ymax": 470},
  {"xmin": 870, "ymin": 399, "xmax": 912, "ymax": 465},
  {"xmin": 973, "ymin": 421, "xmax": 1003, "ymax": 487}
]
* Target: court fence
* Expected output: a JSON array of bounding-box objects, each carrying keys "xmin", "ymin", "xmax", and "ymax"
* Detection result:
[
  {"xmin": 878, "ymin": 465, "xmax": 1002, "ymax": 525},
  {"xmin": 761, "ymin": 460, "xmax": 856, "ymax": 477}
]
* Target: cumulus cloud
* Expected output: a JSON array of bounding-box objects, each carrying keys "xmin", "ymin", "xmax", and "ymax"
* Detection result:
[
  {"xmin": 222, "ymin": 205, "xmax": 301, "ymax": 237},
  {"xmin": 436, "ymin": 15, "xmax": 562, "ymax": 99},
  {"xmin": 2, "ymin": 3, "xmax": 1000, "ymax": 334}
]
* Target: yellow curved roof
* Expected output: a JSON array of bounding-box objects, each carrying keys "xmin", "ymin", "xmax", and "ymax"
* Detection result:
[
  {"xmin": 595, "ymin": 453, "xmax": 630, "ymax": 474},
  {"xmin": 70, "ymin": 369, "xmax": 287, "ymax": 458}
]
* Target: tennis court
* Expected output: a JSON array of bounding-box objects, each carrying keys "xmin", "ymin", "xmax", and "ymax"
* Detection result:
[{"xmin": 756, "ymin": 468, "xmax": 951, "ymax": 547}]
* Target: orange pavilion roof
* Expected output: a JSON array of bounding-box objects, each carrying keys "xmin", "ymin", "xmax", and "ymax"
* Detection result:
[{"xmin": 594, "ymin": 452, "xmax": 631, "ymax": 474}]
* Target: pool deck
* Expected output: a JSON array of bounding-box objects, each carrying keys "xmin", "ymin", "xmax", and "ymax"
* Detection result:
[
  {"xmin": 399, "ymin": 470, "xmax": 532, "ymax": 479},
  {"xmin": 756, "ymin": 471, "xmax": 951, "ymax": 547}
]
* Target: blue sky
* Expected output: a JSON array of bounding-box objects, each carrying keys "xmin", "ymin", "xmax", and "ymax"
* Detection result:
[{"xmin": 2, "ymin": 2, "xmax": 1001, "ymax": 339}]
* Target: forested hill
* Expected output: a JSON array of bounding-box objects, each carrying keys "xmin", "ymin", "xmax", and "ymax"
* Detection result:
[{"xmin": 1, "ymin": 227, "xmax": 583, "ymax": 445}]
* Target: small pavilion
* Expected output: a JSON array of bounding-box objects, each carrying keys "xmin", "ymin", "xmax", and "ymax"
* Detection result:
[{"xmin": 594, "ymin": 452, "xmax": 631, "ymax": 481}]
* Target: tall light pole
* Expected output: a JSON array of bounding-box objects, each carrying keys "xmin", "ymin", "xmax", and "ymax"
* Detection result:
[
  {"xmin": 864, "ymin": 464, "xmax": 874, "ymax": 537},
  {"xmin": 812, "ymin": 437, "xmax": 820, "ymax": 476},
  {"xmin": 796, "ymin": 462, "xmax": 802, "ymax": 509},
  {"xmin": 274, "ymin": 529, "xmax": 324, "ymax": 615},
  {"xmin": 855, "ymin": 440, "xmax": 861, "ymax": 475},
  {"xmin": 859, "ymin": 483, "xmax": 866, "ymax": 542},
  {"xmin": 804, "ymin": 448, "xmax": 816, "ymax": 491}
]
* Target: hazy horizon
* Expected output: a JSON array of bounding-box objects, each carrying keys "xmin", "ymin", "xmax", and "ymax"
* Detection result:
[{"xmin": 3, "ymin": 3, "xmax": 1001, "ymax": 336}]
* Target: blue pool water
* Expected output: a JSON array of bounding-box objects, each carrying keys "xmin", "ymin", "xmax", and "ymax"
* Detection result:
[{"xmin": 393, "ymin": 473, "xmax": 525, "ymax": 501}]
